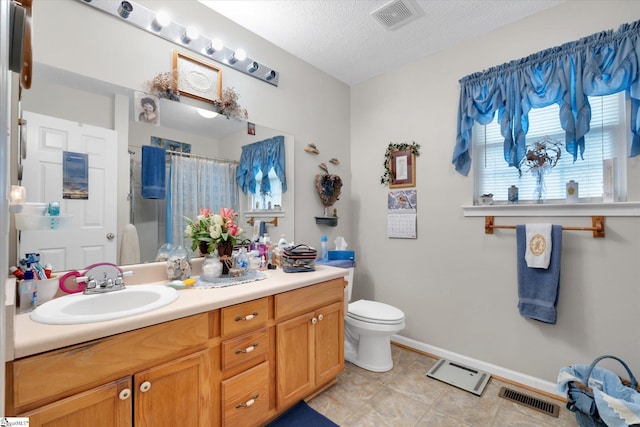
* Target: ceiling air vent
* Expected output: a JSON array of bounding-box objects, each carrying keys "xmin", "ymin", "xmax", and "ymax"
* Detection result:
[{"xmin": 370, "ymin": 0, "xmax": 424, "ymax": 31}]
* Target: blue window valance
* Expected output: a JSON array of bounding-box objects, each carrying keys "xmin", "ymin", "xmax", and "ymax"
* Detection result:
[
  {"xmin": 236, "ymin": 135, "xmax": 287, "ymax": 194},
  {"xmin": 452, "ymin": 19, "xmax": 640, "ymax": 176}
]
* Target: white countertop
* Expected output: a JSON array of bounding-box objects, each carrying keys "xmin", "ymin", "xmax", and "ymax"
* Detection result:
[{"xmin": 7, "ymin": 265, "xmax": 347, "ymax": 360}]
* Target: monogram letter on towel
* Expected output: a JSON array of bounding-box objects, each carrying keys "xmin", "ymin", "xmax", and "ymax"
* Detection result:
[{"xmin": 525, "ymin": 224, "xmax": 552, "ymax": 269}]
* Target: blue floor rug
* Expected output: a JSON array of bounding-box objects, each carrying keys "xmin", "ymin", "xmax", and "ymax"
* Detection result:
[{"xmin": 267, "ymin": 401, "xmax": 338, "ymax": 426}]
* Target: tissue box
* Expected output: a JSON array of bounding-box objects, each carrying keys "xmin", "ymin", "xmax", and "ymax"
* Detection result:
[{"xmin": 328, "ymin": 250, "xmax": 354, "ymax": 261}]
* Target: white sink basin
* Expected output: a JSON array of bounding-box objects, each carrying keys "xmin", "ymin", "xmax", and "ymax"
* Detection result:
[{"xmin": 31, "ymin": 285, "xmax": 179, "ymax": 325}]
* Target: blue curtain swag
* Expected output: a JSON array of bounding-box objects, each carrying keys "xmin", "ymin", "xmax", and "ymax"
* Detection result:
[
  {"xmin": 452, "ymin": 19, "xmax": 640, "ymax": 176},
  {"xmin": 236, "ymin": 135, "xmax": 287, "ymax": 194}
]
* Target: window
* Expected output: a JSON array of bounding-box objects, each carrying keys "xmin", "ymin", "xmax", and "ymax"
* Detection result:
[
  {"xmin": 473, "ymin": 93, "xmax": 628, "ymax": 204},
  {"xmin": 249, "ymin": 168, "xmax": 282, "ymax": 210}
]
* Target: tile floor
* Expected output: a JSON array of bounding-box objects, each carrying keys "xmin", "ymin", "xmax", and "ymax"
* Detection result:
[{"xmin": 308, "ymin": 344, "xmax": 580, "ymax": 426}]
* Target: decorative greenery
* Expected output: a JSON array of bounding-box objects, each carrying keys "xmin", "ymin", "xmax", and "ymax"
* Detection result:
[
  {"xmin": 380, "ymin": 142, "xmax": 421, "ymax": 185},
  {"xmin": 145, "ymin": 71, "xmax": 180, "ymax": 101},
  {"xmin": 184, "ymin": 208, "xmax": 244, "ymax": 254},
  {"xmin": 214, "ymin": 87, "xmax": 248, "ymax": 121},
  {"xmin": 518, "ymin": 137, "xmax": 562, "ymax": 177}
]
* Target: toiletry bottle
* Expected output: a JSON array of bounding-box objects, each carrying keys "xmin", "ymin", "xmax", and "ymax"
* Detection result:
[
  {"xmin": 321, "ymin": 234, "xmax": 328, "ymax": 262},
  {"xmin": 278, "ymin": 234, "xmax": 287, "ymax": 251},
  {"xmin": 19, "ymin": 270, "xmax": 37, "ymax": 313}
]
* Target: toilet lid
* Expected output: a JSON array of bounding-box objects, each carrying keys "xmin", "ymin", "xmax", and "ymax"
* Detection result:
[{"xmin": 347, "ymin": 300, "xmax": 404, "ymax": 324}]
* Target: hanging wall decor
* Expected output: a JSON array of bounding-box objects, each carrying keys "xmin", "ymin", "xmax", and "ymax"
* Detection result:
[{"xmin": 380, "ymin": 142, "xmax": 420, "ymax": 187}]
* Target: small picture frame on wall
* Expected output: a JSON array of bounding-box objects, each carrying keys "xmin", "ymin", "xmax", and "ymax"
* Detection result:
[
  {"xmin": 389, "ymin": 150, "xmax": 416, "ymax": 188},
  {"xmin": 172, "ymin": 50, "xmax": 222, "ymax": 102}
]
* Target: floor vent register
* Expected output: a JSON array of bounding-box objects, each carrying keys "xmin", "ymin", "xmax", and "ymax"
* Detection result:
[
  {"xmin": 498, "ymin": 386, "xmax": 560, "ymax": 418},
  {"xmin": 426, "ymin": 359, "xmax": 491, "ymax": 396}
]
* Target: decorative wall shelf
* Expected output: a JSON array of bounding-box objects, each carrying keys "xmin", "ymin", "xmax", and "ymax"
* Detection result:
[{"xmin": 315, "ymin": 216, "xmax": 338, "ymax": 227}]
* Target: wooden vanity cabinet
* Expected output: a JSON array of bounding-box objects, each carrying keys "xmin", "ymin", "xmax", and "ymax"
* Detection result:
[
  {"xmin": 7, "ymin": 313, "xmax": 213, "ymax": 426},
  {"xmin": 19, "ymin": 350, "xmax": 211, "ymax": 427},
  {"xmin": 274, "ymin": 279, "xmax": 345, "ymax": 409},
  {"xmin": 7, "ymin": 277, "xmax": 346, "ymax": 426}
]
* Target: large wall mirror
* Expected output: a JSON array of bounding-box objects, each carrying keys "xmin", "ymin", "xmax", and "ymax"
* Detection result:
[{"xmin": 13, "ymin": 62, "xmax": 295, "ymax": 272}]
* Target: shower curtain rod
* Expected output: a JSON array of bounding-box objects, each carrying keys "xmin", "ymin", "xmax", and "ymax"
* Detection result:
[
  {"xmin": 127, "ymin": 144, "xmax": 239, "ymax": 164},
  {"xmin": 484, "ymin": 216, "xmax": 605, "ymax": 238}
]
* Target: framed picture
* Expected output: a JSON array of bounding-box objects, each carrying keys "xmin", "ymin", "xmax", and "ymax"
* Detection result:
[
  {"xmin": 172, "ymin": 50, "xmax": 222, "ymax": 102},
  {"xmin": 134, "ymin": 91, "xmax": 160, "ymax": 125},
  {"xmin": 389, "ymin": 149, "xmax": 416, "ymax": 188}
]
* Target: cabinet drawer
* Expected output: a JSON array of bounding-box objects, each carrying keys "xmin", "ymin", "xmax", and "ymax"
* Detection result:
[
  {"xmin": 221, "ymin": 298, "xmax": 268, "ymax": 337},
  {"xmin": 221, "ymin": 361, "xmax": 269, "ymax": 427},
  {"xmin": 275, "ymin": 279, "xmax": 344, "ymax": 320},
  {"xmin": 222, "ymin": 328, "xmax": 268, "ymax": 373}
]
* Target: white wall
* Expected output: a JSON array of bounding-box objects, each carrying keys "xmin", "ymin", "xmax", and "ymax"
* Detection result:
[
  {"xmin": 28, "ymin": 0, "xmax": 352, "ymax": 259},
  {"xmin": 351, "ymin": 0, "xmax": 640, "ymax": 385}
]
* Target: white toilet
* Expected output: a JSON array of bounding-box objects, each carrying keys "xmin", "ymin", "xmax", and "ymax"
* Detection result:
[{"xmin": 343, "ymin": 267, "xmax": 405, "ymax": 372}]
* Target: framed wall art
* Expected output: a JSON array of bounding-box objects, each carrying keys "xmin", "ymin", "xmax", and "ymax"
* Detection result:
[
  {"xmin": 172, "ymin": 50, "xmax": 222, "ymax": 102},
  {"xmin": 389, "ymin": 149, "xmax": 416, "ymax": 188}
]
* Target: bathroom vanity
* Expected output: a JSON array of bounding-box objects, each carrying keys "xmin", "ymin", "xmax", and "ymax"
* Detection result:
[{"xmin": 4, "ymin": 263, "xmax": 347, "ymax": 426}]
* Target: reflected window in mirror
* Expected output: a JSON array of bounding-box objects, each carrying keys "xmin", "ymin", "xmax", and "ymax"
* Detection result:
[{"xmin": 250, "ymin": 168, "xmax": 282, "ymax": 210}]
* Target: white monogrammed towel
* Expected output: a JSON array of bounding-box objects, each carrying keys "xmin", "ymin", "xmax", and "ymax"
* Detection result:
[{"xmin": 525, "ymin": 223, "xmax": 552, "ymax": 269}]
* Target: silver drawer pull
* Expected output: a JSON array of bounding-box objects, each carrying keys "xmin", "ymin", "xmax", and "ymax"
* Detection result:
[
  {"xmin": 235, "ymin": 343, "xmax": 259, "ymax": 354},
  {"xmin": 311, "ymin": 317, "xmax": 318, "ymax": 324},
  {"xmin": 318, "ymin": 314, "xmax": 324, "ymax": 321},
  {"xmin": 119, "ymin": 388, "xmax": 131, "ymax": 400},
  {"xmin": 235, "ymin": 312, "xmax": 258, "ymax": 321},
  {"xmin": 236, "ymin": 393, "xmax": 260, "ymax": 408}
]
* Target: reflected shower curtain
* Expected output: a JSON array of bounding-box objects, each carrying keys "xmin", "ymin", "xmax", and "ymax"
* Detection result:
[{"xmin": 169, "ymin": 155, "xmax": 239, "ymax": 251}]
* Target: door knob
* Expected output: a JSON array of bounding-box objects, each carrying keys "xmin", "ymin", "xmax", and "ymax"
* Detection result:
[{"xmin": 106, "ymin": 233, "xmax": 115, "ymax": 240}]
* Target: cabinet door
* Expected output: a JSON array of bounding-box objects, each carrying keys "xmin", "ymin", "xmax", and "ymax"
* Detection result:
[
  {"xmin": 315, "ymin": 301, "xmax": 345, "ymax": 385},
  {"xmin": 20, "ymin": 378, "xmax": 132, "ymax": 427},
  {"xmin": 276, "ymin": 311, "xmax": 314, "ymax": 408},
  {"xmin": 134, "ymin": 349, "xmax": 211, "ymax": 427}
]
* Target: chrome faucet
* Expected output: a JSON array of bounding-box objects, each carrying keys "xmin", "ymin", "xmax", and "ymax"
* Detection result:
[{"xmin": 76, "ymin": 271, "xmax": 132, "ymax": 295}]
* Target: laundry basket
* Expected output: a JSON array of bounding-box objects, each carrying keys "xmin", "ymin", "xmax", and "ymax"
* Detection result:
[{"xmin": 558, "ymin": 355, "xmax": 640, "ymax": 427}]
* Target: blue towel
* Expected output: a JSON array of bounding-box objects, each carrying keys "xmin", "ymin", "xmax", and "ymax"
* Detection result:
[
  {"xmin": 141, "ymin": 145, "xmax": 166, "ymax": 199},
  {"xmin": 516, "ymin": 224, "xmax": 562, "ymax": 324}
]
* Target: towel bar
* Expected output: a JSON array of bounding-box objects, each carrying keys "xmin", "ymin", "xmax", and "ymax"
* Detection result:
[
  {"xmin": 246, "ymin": 217, "xmax": 278, "ymax": 227},
  {"xmin": 484, "ymin": 216, "xmax": 605, "ymax": 238}
]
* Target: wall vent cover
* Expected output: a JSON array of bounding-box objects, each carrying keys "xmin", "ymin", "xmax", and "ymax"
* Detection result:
[
  {"xmin": 370, "ymin": 0, "xmax": 424, "ymax": 31},
  {"xmin": 498, "ymin": 387, "xmax": 560, "ymax": 418},
  {"xmin": 426, "ymin": 359, "xmax": 491, "ymax": 396}
]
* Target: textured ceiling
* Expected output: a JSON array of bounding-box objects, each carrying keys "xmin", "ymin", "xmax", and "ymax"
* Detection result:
[{"xmin": 199, "ymin": 0, "xmax": 566, "ymax": 86}]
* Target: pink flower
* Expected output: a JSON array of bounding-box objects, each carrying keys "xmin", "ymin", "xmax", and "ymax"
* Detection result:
[
  {"xmin": 199, "ymin": 208, "xmax": 212, "ymax": 217},
  {"xmin": 219, "ymin": 207, "xmax": 236, "ymax": 220}
]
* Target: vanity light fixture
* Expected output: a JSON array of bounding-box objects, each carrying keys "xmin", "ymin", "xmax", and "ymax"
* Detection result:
[
  {"xmin": 181, "ymin": 25, "xmax": 199, "ymax": 44},
  {"xmin": 228, "ymin": 48, "xmax": 246, "ymax": 64},
  {"xmin": 205, "ymin": 38, "xmax": 223, "ymax": 55},
  {"xmin": 117, "ymin": 1, "xmax": 133, "ymax": 18},
  {"xmin": 247, "ymin": 61, "xmax": 259, "ymax": 73},
  {"xmin": 151, "ymin": 11, "xmax": 170, "ymax": 31},
  {"xmin": 79, "ymin": 0, "xmax": 279, "ymax": 86}
]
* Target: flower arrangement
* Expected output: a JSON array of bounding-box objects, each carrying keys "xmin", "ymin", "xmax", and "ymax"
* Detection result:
[
  {"xmin": 184, "ymin": 208, "xmax": 244, "ymax": 254},
  {"xmin": 518, "ymin": 136, "xmax": 562, "ymax": 176},
  {"xmin": 518, "ymin": 136, "xmax": 563, "ymax": 202},
  {"xmin": 145, "ymin": 71, "xmax": 180, "ymax": 101},
  {"xmin": 213, "ymin": 87, "xmax": 248, "ymax": 120},
  {"xmin": 380, "ymin": 141, "xmax": 421, "ymax": 185}
]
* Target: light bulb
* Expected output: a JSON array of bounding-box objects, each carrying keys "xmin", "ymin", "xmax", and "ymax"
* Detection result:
[
  {"xmin": 181, "ymin": 26, "xmax": 199, "ymax": 44},
  {"xmin": 152, "ymin": 11, "xmax": 170, "ymax": 31},
  {"xmin": 206, "ymin": 38, "xmax": 224, "ymax": 55}
]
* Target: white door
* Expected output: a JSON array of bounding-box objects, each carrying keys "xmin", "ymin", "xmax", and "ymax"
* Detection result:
[{"xmin": 19, "ymin": 111, "xmax": 118, "ymax": 271}]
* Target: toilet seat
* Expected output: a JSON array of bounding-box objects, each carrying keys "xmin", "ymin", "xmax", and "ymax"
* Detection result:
[{"xmin": 347, "ymin": 299, "xmax": 404, "ymax": 325}]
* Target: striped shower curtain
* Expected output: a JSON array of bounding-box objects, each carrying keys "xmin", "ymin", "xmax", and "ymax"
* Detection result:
[{"xmin": 168, "ymin": 155, "xmax": 239, "ymax": 251}]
